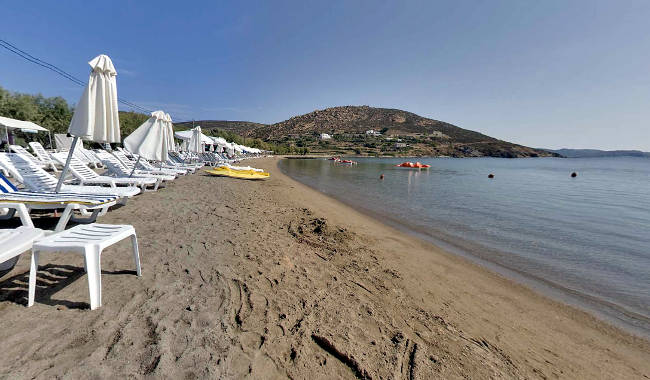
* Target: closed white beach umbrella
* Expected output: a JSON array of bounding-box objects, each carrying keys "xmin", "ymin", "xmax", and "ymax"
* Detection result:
[
  {"xmin": 165, "ymin": 113, "xmax": 176, "ymax": 152},
  {"xmin": 123, "ymin": 110, "xmax": 168, "ymax": 162},
  {"xmin": 188, "ymin": 126, "xmax": 203, "ymax": 153},
  {"xmin": 224, "ymin": 142, "xmax": 235, "ymax": 156},
  {"xmin": 56, "ymin": 54, "xmax": 121, "ymax": 192},
  {"xmin": 68, "ymin": 55, "xmax": 120, "ymax": 142}
]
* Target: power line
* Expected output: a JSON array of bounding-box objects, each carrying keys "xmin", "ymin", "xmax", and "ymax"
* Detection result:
[{"xmin": 0, "ymin": 38, "xmax": 187, "ymax": 120}]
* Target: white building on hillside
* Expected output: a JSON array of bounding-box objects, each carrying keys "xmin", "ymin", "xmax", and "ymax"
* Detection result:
[
  {"xmin": 365, "ymin": 129, "xmax": 382, "ymax": 136},
  {"xmin": 320, "ymin": 133, "xmax": 332, "ymax": 140}
]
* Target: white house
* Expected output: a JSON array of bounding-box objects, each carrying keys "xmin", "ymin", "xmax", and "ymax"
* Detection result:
[
  {"xmin": 320, "ymin": 133, "xmax": 332, "ymax": 140},
  {"xmin": 365, "ymin": 129, "xmax": 381, "ymax": 136}
]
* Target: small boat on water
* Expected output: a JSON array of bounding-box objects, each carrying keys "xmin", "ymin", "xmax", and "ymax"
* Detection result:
[
  {"xmin": 395, "ymin": 161, "xmax": 430, "ymax": 169},
  {"xmin": 339, "ymin": 159, "xmax": 357, "ymax": 165}
]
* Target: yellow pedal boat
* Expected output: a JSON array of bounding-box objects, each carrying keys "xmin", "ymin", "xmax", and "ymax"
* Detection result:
[{"xmin": 204, "ymin": 166, "xmax": 270, "ymax": 180}]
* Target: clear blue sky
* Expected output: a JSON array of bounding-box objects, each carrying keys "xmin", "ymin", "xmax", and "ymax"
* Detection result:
[{"xmin": 1, "ymin": 0, "xmax": 649, "ymax": 150}]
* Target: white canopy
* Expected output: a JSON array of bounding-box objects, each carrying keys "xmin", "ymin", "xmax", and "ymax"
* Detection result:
[
  {"xmin": 68, "ymin": 54, "xmax": 121, "ymax": 143},
  {"xmin": 0, "ymin": 116, "xmax": 49, "ymax": 132},
  {"xmin": 174, "ymin": 129, "xmax": 213, "ymax": 144},
  {"xmin": 123, "ymin": 110, "xmax": 169, "ymax": 161}
]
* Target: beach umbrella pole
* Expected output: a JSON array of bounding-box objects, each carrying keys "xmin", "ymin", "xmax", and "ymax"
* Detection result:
[
  {"xmin": 129, "ymin": 156, "xmax": 141, "ymax": 177},
  {"xmin": 55, "ymin": 136, "xmax": 79, "ymax": 193}
]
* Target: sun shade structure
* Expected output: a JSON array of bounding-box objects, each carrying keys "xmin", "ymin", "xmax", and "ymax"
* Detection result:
[
  {"xmin": 123, "ymin": 111, "xmax": 169, "ymax": 162},
  {"xmin": 0, "ymin": 116, "xmax": 52, "ymax": 149},
  {"xmin": 56, "ymin": 54, "xmax": 121, "ymax": 192},
  {"xmin": 188, "ymin": 126, "xmax": 203, "ymax": 153},
  {"xmin": 0, "ymin": 116, "xmax": 49, "ymax": 132},
  {"xmin": 173, "ymin": 129, "xmax": 213, "ymax": 145},
  {"xmin": 165, "ymin": 113, "xmax": 176, "ymax": 153}
]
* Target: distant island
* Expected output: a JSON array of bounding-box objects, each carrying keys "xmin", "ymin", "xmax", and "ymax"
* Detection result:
[
  {"xmin": 177, "ymin": 106, "xmax": 557, "ymax": 158},
  {"xmin": 540, "ymin": 148, "xmax": 650, "ymax": 158}
]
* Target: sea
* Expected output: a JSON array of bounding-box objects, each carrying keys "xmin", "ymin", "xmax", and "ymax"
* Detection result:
[{"xmin": 279, "ymin": 156, "xmax": 650, "ymax": 339}]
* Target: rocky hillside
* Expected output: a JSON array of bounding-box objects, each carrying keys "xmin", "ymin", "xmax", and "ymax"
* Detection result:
[
  {"xmin": 250, "ymin": 106, "xmax": 491, "ymax": 142},
  {"xmin": 181, "ymin": 106, "xmax": 557, "ymax": 158}
]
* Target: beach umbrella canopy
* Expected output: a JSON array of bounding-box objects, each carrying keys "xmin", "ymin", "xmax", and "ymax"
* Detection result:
[
  {"xmin": 188, "ymin": 126, "xmax": 203, "ymax": 153},
  {"xmin": 123, "ymin": 110, "xmax": 169, "ymax": 161},
  {"xmin": 68, "ymin": 55, "xmax": 120, "ymax": 142},
  {"xmin": 165, "ymin": 113, "xmax": 176, "ymax": 152},
  {"xmin": 56, "ymin": 54, "xmax": 121, "ymax": 192}
]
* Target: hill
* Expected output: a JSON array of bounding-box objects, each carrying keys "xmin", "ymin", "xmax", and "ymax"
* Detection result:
[
  {"xmin": 246, "ymin": 106, "xmax": 556, "ymax": 157},
  {"xmin": 540, "ymin": 148, "xmax": 650, "ymax": 158},
  {"xmin": 160, "ymin": 106, "xmax": 559, "ymax": 157}
]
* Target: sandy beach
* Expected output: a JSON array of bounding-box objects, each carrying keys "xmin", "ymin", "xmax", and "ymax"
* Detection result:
[{"xmin": 0, "ymin": 157, "xmax": 648, "ymax": 379}]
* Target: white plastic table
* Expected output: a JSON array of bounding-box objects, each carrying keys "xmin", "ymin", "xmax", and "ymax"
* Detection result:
[{"xmin": 29, "ymin": 224, "xmax": 141, "ymax": 310}]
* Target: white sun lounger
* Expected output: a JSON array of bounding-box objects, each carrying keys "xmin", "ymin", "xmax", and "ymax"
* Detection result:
[
  {"xmin": 29, "ymin": 224, "xmax": 141, "ymax": 310},
  {"xmin": 0, "ymin": 153, "xmax": 141, "ymax": 201},
  {"xmin": 116, "ymin": 148, "xmax": 188, "ymax": 176},
  {"xmin": 9, "ymin": 145, "xmax": 57, "ymax": 172},
  {"xmin": 28, "ymin": 141, "xmax": 59, "ymax": 169},
  {"xmin": 111, "ymin": 150, "xmax": 177, "ymax": 180},
  {"xmin": 0, "ymin": 173, "xmax": 118, "ymax": 231},
  {"xmin": 95, "ymin": 151, "xmax": 171, "ymax": 184},
  {"xmin": 50, "ymin": 153, "xmax": 160, "ymax": 191},
  {"xmin": 0, "ymin": 226, "xmax": 45, "ymax": 275}
]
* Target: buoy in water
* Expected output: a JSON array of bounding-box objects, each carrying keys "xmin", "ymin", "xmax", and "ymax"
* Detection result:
[
  {"xmin": 380, "ymin": 174, "xmax": 384, "ymax": 180},
  {"xmin": 488, "ymin": 174, "xmax": 494, "ymax": 179},
  {"xmin": 571, "ymin": 172, "xmax": 577, "ymax": 178}
]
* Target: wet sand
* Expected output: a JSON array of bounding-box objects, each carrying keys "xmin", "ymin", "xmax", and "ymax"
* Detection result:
[{"xmin": 0, "ymin": 157, "xmax": 648, "ymax": 379}]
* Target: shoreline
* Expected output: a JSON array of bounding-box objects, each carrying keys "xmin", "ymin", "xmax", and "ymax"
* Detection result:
[
  {"xmin": 0, "ymin": 157, "xmax": 648, "ymax": 378},
  {"xmin": 277, "ymin": 158, "xmax": 650, "ymax": 339},
  {"xmin": 269, "ymin": 158, "xmax": 650, "ymax": 375}
]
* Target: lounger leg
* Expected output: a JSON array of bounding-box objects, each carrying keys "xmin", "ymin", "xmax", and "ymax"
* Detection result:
[
  {"xmin": 0, "ymin": 208, "xmax": 16, "ymax": 221},
  {"xmin": 84, "ymin": 249, "xmax": 102, "ymax": 310},
  {"xmin": 55, "ymin": 205, "xmax": 75, "ymax": 232},
  {"xmin": 70, "ymin": 208, "xmax": 101, "ymax": 224},
  {"xmin": 131, "ymin": 233, "xmax": 142, "ymax": 277},
  {"xmin": 28, "ymin": 250, "xmax": 40, "ymax": 307}
]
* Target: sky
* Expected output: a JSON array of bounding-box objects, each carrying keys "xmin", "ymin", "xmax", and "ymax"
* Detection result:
[{"xmin": 1, "ymin": 0, "xmax": 649, "ymax": 150}]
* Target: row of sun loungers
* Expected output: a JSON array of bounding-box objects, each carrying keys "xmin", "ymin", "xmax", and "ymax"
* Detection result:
[{"xmin": 0, "ymin": 142, "xmax": 225, "ymax": 309}]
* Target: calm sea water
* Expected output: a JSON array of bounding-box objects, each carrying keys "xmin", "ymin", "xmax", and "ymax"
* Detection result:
[{"xmin": 279, "ymin": 157, "xmax": 650, "ymax": 338}]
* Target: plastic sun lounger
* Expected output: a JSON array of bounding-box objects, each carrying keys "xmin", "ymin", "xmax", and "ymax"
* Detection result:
[
  {"xmin": 131, "ymin": 154, "xmax": 188, "ymax": 176},
  {"xmin": 116, "ymin": 149, "xmax": 188, "ymax": 176},
  {"xmin": 9, "ymin": 145, "xmax": 57, "ymax": 172},
  {"xmin": 28, "ymin": 142, "xmax": 61, "ymax": 172},
  {"xmin": 0, "ymin": 226, "xmax": 45, "ymax": 276},
  {"xmin": 50, "ymin": 153, "xmax": 159, "ymax": 192},
  {"xmin": 0, "ymin": 153, "xmax": 140, "ymax": 202},
  {"xmin": 168, "ymin": 152, "xmax": 204, "ymax": 169},
  {"xmin": 165, "ymin": 153, "xmax": 200, "ymax": 172},
  {"xmin": 96, "ymin": 151, "xmax": 173, "ymax": 183},
  {"xmin": 111, "ymin": 150, "xmax": 177, "ymax": 180},
  {"xmin": 0, "ymin": 174, "xmax": 118, "ymax": 231},
  {"xmin": 28, "ymin": 141, "xmax": 55, "ymax": 161}
]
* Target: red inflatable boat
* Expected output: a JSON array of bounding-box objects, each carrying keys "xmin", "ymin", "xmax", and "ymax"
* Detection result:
[{"xmin": 395, "ymin": 161, "xmax": 430, "ymax": 169}]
